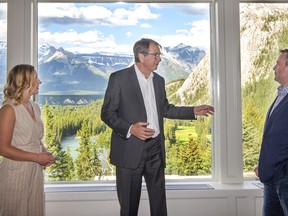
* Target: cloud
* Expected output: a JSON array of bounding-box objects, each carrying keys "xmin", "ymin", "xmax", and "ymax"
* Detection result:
[
  {"xmin": 140, "ymin": 23, "xmax": 152, "ymax": 29},
  {"xmin": 39, "ymin": 3, "xmax": 159, "ymax": 27},
  {"xmin": 0, "ymin": 4, "xmax": 6, "ymax": 19},
  {"xmin": 141, "ymin": 19, "xmax": 210, "ymax": 51},
  {"xmin": 152, "ymin": 3, "xmax": 209, "ymax": 16},
  {"xmin": 0, "ymin": 4, "xmax": 7, "ymax": 40},
  {"xmin": 39, "ymin": 3, "xmax": 80, "ymax": 19},
  {"xmin": 38, "ymin": 3, "xmax": 210, "ymax": 53},
  {"xmin": 179, "ymin": 3, "xmax": 209, "ymax": 16},
  {"xmin": 79, "ymin": 5, "xmax": 112, "ymax": 20},
  {"xmin": 39, "ymin": 30, "xmax": 132, "ymax": 54},
  {"xmin": 0, "ymin": 19, "xmax": 6, "ymax": 40},
  {"xmin": 126, "ymin": 32, "xmax": 133, "ymax": 38}
]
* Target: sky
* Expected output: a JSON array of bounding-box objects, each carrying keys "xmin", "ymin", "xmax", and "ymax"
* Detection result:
[
  {"xmin": 0, "ymin": 3, "xmax": 6, "ymax": 41},
  {"xmin": 0, "ymin": 2, "xmax": 210, "ymax": 54},
  {"xmin": 38, "ymin": 3, "xmax": 210, "ymax": 54}
]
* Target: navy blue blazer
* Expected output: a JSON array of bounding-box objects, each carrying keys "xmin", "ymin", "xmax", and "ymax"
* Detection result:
[
  {"xmin": 101, "ymin": 65, "xmax": 196, "ymax": 169},
  {"xmin": 258, "ymin": 94, "xmax": 288, "ymax": 183}
]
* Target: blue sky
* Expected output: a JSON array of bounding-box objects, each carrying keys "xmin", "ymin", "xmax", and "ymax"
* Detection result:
[
  {"xmin": 0, "ymin": 3, "xmax": 6, "ymax": 41},
  {"xmin": 38, "ymin": 3, "xmax": 210, "ymax": 54},
  {"xmin": 0, "ymin": 2, "xmax": 210, "ymax": 54}
]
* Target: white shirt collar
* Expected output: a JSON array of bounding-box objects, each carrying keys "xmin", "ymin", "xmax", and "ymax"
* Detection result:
[{"xmin": 134, "ymin": 64, "xmax": 154, "ymax": 80}]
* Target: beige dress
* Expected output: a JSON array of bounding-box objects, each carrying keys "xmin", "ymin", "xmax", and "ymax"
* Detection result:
[{"xmin": 0, "ymin": 99, "xmax": 45, "ymax": 216}]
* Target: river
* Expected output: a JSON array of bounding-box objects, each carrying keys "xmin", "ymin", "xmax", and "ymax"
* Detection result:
[{"xmin": 61, "ymin": 135, "xmax": 80, "ymax": 160}]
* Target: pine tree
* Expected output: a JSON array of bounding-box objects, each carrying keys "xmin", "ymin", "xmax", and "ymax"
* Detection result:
[
  {"xmin": 43, "ymin": 101, "xmax": 74, "ymax": 181},
  {"xmin": 90, "ymin": 142, "xmax": 102, "ymax": 180},
  {"xmin": 75, "ymin": 120, "xmax": 101, "ymax": 180},
  {"xmin": 178, "ymin": 136, "xmax": 205, "ymax": 176},
  {"xmin": 165, "ymin": 142, "xmax": 180, "ymax": 175},
  {"xmin": 242, "ymin": 97, "xmax": 264, "ymax": 172},
  {"xmin": 62, "ymin": 147, "xmax": 75, "ymax": 180}
]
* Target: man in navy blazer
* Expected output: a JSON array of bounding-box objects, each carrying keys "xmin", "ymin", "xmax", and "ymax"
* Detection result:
[
  {"xmin": 255, "ymin": 49, "xmax": 288, "ymax": 216},
  {"xmin": 101, "ymin": 38, "xmax": 214, "ymax": 216}
]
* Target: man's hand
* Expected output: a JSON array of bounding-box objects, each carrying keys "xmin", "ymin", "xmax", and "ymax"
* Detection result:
[
  {"xmin": 194, "ymin": 105, "xmax": 214, "ymax": 117},
  {"xmin": 130, "ymin": 122, "xmax": 155, "ymax": 141}
]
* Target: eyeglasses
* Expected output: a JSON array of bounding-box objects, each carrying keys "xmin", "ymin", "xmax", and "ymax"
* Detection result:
[{"xmin": 146, "ymin": 52, "xmax": 162, "ymax": 59}]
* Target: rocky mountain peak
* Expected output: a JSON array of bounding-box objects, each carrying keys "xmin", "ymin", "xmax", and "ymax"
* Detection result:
[{"xmin": 173, "ymin": 3, "xmax": 288, "ymax": 106}]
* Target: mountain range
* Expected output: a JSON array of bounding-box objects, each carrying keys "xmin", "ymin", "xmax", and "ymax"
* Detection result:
[
  {"xmin": 0, "ymin": 42, "xmax": 204, "ymax": 91},
  {"xmin": 37, "ymin": 43, "xmax": 205, "ymax": 96},
  {"xmin": 0, "ymin": 42, "xmax": 205, "ymax": 105}
]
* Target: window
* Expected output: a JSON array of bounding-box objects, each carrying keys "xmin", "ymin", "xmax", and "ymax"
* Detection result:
[
  {"xmin": 6, "ymin": 0, "xmax": 247, "ymax": 185},
  {"xmin": 37, "ymin": 2, "xmax": 213, "ymax": 181},
  {"xmin": 240, "ymin": 3, "xmax": 288, "ymax": 178},
  {"xmin": 0, "ymin": 2, "xmax": 7, "ymax": 105}
]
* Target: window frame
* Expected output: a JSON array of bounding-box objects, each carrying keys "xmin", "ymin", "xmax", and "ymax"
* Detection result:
[{"xmin": 6, "ymin": 0, "xmax": 248, "ymax": 184}]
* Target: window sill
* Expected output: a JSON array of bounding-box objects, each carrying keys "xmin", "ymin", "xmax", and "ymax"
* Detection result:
[{"xmin": 44, "ymin": 180, "xmax": 263, "ymax": 194}]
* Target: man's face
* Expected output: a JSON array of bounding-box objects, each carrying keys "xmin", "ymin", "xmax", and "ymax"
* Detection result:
[
  {"xmin": 274, "ymin": 52, "xmax": 288, "ymax": 85},
  {"xmin": 142, "ymin": 43, "xmax": 162, "ymax": 72}
]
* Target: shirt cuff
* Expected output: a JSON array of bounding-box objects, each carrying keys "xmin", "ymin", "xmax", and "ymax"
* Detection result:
[{"xmin": 126, "ymin": 125, "xmax": 133, "ymax": 138}]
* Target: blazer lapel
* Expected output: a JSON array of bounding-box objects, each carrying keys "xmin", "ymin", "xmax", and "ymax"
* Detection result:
[
  {"xmin": 265, "ymin": 94, "xmax": 288, "ymax": 131},
  {"xmin": 264, "ymin": 98, "xmax": 276, "ymax": 131},
  {"xmin": 128, "ymin": 66, "xmax": 146, "ymax": 113},
  {"xmin": 153, "ymin": 73, "xmax": 161, "ymax": 116}
]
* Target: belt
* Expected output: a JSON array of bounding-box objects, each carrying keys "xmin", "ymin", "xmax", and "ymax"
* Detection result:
[{"xmin": 145, "ymin": 135, "xmax": 160, "ymax": 143}]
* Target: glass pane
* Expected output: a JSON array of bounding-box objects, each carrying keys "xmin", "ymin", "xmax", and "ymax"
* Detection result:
[
  {"xmin": 240, "ymin": 3, "xmax": 288, "ymax": 178},
  {"xmin": 38, "ymin": 2, "xmax": 212, "ymax": 181},
  {"xmin": 0, "ymin": 3, "xmax": 7, "ymax": 104}
]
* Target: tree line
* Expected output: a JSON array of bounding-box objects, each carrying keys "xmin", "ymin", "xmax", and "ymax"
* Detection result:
[{"xmin": 42, "ymin": 99, "xmax": 213, "ymax": 181}]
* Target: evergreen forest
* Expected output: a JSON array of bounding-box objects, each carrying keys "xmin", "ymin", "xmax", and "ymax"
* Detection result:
[{"xmin": 42, "ymin": 97, "xmax": 212, "ymax": 181}]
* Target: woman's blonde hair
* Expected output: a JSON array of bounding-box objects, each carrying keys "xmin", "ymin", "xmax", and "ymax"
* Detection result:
[{"xmin": 3, "ymin": 64, "xmax": 37, "ymax": 105}]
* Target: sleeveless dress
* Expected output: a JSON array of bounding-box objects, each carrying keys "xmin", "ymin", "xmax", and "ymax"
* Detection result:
[{"xmin": 0, "ymin": 99, "xmax": 45, "ymax": 216}]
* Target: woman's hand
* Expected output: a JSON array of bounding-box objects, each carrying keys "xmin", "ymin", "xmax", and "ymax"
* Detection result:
[{"xmin": 36, "ymin": 152, "xmax": 56, "ymax": 167}]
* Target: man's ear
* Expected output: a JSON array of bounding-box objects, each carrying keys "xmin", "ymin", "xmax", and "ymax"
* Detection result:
[{"xmin": 139, "ymin": 53, "xmax": 145, "ymax": 63}]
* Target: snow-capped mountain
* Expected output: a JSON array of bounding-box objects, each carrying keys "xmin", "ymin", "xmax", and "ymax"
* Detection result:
[
  {"xmin": 164, "ymin": 43, "xmax": 205, "ymax": 70},
  {"xmin": 36, "ymin": 43, "xmax": 205, "ymax": 95},
  {"xmin": 0, "ymin": 41, "xmax": 205, "ymax": 100}
]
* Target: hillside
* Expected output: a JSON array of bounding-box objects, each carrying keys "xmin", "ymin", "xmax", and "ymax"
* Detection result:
[{"xmin": 170, "ymin": 3, "xmax": 288, "ymax": 108}]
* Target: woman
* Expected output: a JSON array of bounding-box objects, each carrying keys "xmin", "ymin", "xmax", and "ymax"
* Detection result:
[{"xmin": 0, "ymin": 64, "xmax": 56, "ymax": 216}]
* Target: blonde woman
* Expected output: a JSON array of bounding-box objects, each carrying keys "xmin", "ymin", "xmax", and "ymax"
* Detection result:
[{"xmin": 0, "ymin": 64, "xmax": 55, "ymax": 216}]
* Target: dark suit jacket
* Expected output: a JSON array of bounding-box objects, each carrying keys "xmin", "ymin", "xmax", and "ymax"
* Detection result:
[
  {"xmin": 259, "ymin": 94, "xmax": 288, "ymax": 183},
  {"xmin": 101, "ymin": 65, "xmax": 196, "ymax": 169}
]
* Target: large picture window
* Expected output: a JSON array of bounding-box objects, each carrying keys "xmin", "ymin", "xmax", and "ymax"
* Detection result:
[
  {"xmin": 240, "ymin": 3, "xmax": 288, "ymax": 178},
  {"xmin": 37, "ymin": 2, "xmax": 213, "ymax": 181}
]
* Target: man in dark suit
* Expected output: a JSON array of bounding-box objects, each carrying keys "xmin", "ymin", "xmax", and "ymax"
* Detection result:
[
  {"xmin": 255, "ymin": 49, "xmax": 288, "ymax": 216},
  {"xmin": 101, "ymin": 38, "xmax": 214, "ymax": 216}
]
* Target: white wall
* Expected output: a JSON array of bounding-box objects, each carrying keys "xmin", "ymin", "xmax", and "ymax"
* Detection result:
[{"xmin": 45, "ymin": 181, "xmax": 264, "ymax": 216}]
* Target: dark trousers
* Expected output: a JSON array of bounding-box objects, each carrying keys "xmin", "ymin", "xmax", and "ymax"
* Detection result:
[
  {"xmin": 263, "ymin": 175, "xmax": 288, "ymax": 216},
  {"xmin": 116, "ymin": 137, "xmax": 167, "ymax": 216}
]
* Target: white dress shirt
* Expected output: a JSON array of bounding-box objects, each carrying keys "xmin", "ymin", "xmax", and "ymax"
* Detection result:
[{"xmin": 127, "ymin": 65, "xmax": 160, "ymax": 138}]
